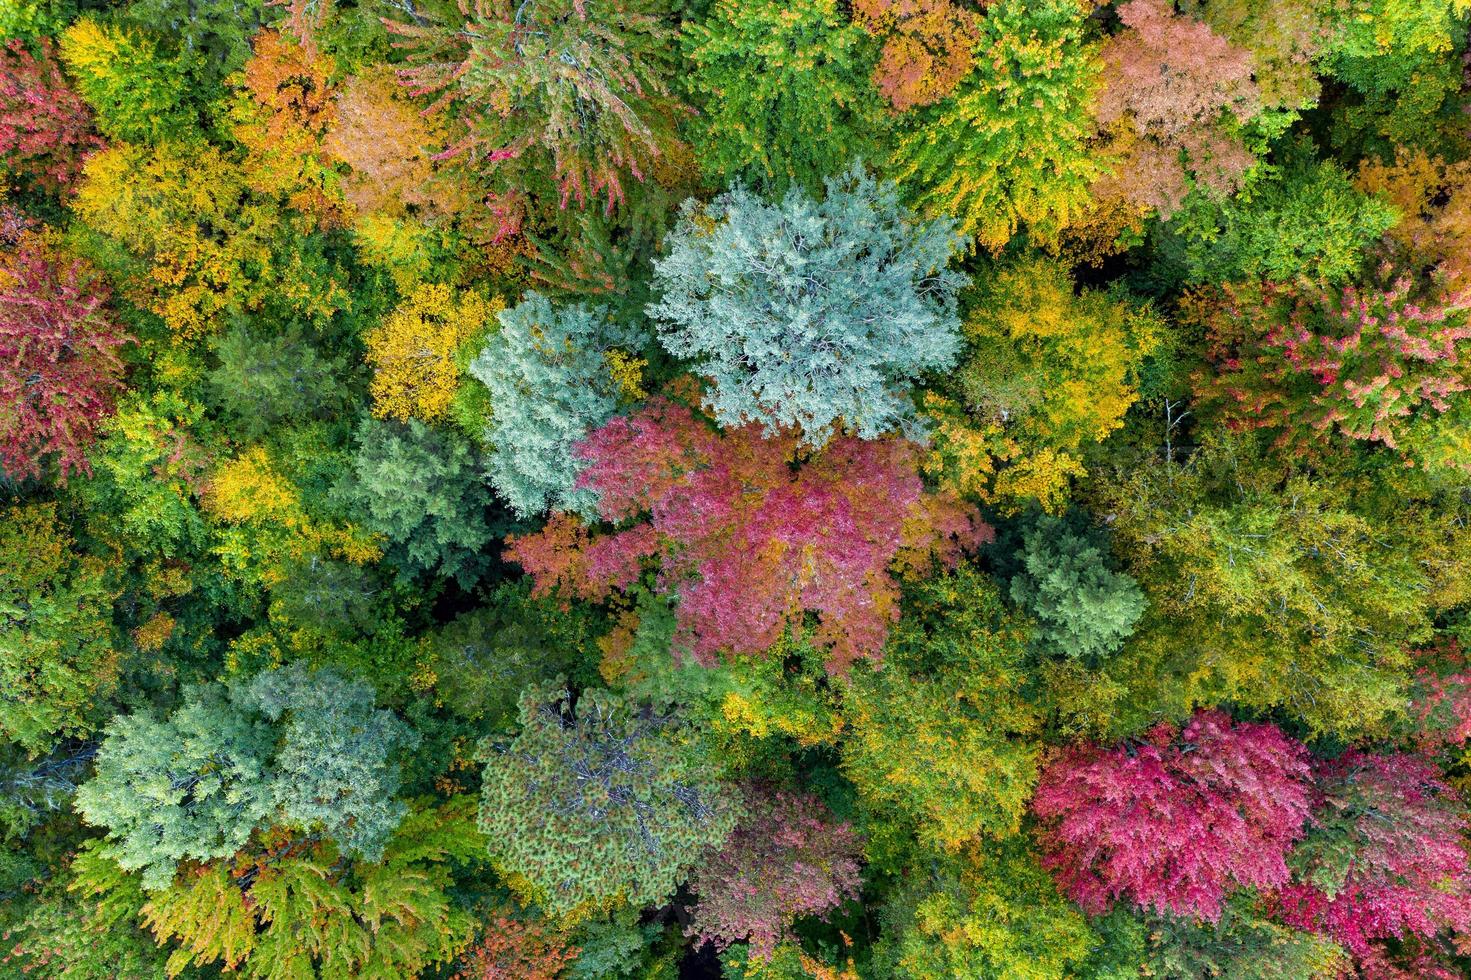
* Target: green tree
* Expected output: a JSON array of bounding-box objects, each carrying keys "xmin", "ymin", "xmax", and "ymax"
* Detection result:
[
  {"xmin": 889, "ymin": 0, "xmax": 1101, "ymax": 251},
  {"xmin": 74, "ymin": 684, "xmax": 275, "ymax": 891},
  {"xmin": 1008, "ymin": 513, "xmax": 1146, "ymax": 661},
  {"xmin": 235, "ymin": 663, "xmax": 419, "ymax": 864},
  {"xmin": 478, "ymin": 683, "xmax": 737, "ymax": 920},
  {"xmin": 873, "ymin": 837, "xmax": 1097, "ymax": 980},
  {"xmin": 841, "ymin": 567, "xmax": 1041, "ymax": 850},
  {"xmin": 0, "ymin": 502, "xmax": 119, "ymax": 754},
  {"xmin": 1164, "ymin": 152, "xmax": 1398, "ymax": 286},
  {"xmin": 649, "ymin": 166, "xmax": 964, "ymax": 445},
  {"xmin": 682, "ymin": 0, "xmax": 884, "ymax": 194},
  {"xmin": 58, "ymin": 18, "xmax": 192, "ymax": 143},
  {"xmin": 331, "ymin": 416, "xmax": 503, "ymax": 587},
  {"xmin": 470, "ymin": 292, "xmax": 645, "ymax": 518}
]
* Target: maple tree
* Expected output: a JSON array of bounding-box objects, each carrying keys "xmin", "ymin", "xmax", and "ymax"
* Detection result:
[
  {"xmin": 0, "ymin": 38, "xmax": 101, "ymax": 195},
  {"xmin": 508, "ymin": 398, "xmax": 990, "ymax": 675},
  {"xmin": 0, "ymin": 239, "xmax": 130, "ymax": 481},
  {"xmin": 1278, "ymin": 751, "xmax": 1471, "ymax": 959},
  {"xmin": 686, "ymin": 786, "xmax": 862, "ymax": 959},
  {"xmin": 852, "ymin": 0, "xmax": 979, "ymax": 112},
  {"xmin": 1032, "ymin": 710, "xmax": 1313, "ymax": 920}
]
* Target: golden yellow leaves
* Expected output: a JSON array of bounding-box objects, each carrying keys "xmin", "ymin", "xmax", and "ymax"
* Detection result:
[{"xmin": 365, "ymin": 284, "xmax": 504, "ymax": 424}]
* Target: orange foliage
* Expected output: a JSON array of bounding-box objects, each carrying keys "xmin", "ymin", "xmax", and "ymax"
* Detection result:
[{"xmin": 853, "ymin": 0, "xmax": 981, "ymax": 111}]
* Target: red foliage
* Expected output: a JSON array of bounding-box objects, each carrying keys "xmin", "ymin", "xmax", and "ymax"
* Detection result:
[
  {"xmin": 1197, "ymin": 272, "xmax": 1471, "ymax": 458},
  {"xmin": 1407, "ymin": 640, "xmax": 1471, "ymax": 751},
  {"xmin": 1092, "ymin": 0, "xmax": 1260, "ymax": 216},
  {"xmin": 453, "ymin": 916, "xmax": 579, "ymax": 980},
  {"xmin": 686, "ymin": 786, "xmax": 863, "ymax": 960},
  {"xmin": 1031, "ymin": 710, "xmax": 1312, "ymax": 921},
  {"xmin": 0, "ymin": 39, "xmax": 102, "ymax": 195},
  {"xmin": 852, "ymin": 0, "xmax": 980, "ymax": 112},
  {"xmin": 0, "ymin": 240, "xmax": 130, "ymax": 481},
  {"xmin": 1276, "ymin": 752, "xmax": 1471, "ymax": 958},
  {"xmin": 505, "ymin": 398, "xmax": 990, "ymax": 675}
]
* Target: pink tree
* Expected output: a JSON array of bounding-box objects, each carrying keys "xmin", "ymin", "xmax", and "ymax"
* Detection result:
[
  {"xmin": 1276, "ymin": 752, "xmax": 1471, "ymax": 959},
  {"xmin": 0, "ymin": 39, "xmax": 102, "ymax": 194},
  {"xmin": 686, "ymin": 786, "xmax": 863, "ymax": 960},
  {"xmin": 1031, "ymin": 710, "xmax": 1313, "ymax": 920},
  {"xmin": 1092, "ymin": 0, "xmax": 1260, "ymax": 217},
  {"xmin": 506, "ymin": 398, "xmax": 989, "ymax": 675},
  {"xmin": 0, "ymin": 242, "xmax": 130, "ymax": 481}
]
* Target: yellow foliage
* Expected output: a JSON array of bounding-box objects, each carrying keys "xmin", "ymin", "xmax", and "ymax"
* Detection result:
[
  {"xmin": 366, "ymin": 284, "xmax": 503, "ymax": 423},
  {"xmin": 204, "ymin": 446, "xmax": 382, "ymax": 589},
  {"xmin": 603, "ymin": 348, "xmax": 648, "ymax": 402}
]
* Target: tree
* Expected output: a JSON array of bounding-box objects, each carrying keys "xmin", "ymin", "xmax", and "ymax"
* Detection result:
[
  {"xmin": 841, "ymin": 568, "xmax": 1040, "ymax": 849},
  {"xmin": 1098, "ymin": 441, "xmax": 1434, "ymax": 738},
  {"xmin": 508, "ymin": 398, "xmax": 989, "ymax": 675},
  {"xmin": 682, "ymin": 0, "xmax": 884, "ymax": 194},
  {"xmin": 0, "ymin": 38, "xmax": 101, "ymax": 194},
  {"xmin": 852, "ymin": 0, "xmax": 980, "ymax": 112},
  {"xmin": 1357, "ymin": 149, "xmax": 1471, "ymax": 289},
  {"xmin": 57, "ymin": 18, "xmax": 191, "ymax": 143},
  {"xmin": 1278, "ymin": 751, "xmax": 1471, "ymax": 959},
  {"xmin": 0, "ymin": 502, "xmax": 119, "ymax": 754},
  {"xmin": 122, "ymin": 797, "xmax": 481, "ymax": 977},
  {"xmin": 73, "ymin": 684, "xmax": 275, "ymax": 891},
  {"xmin": 477, "ymin": 684, "xmax": 736, "ymax": 921},
  {"xmin": 366, "ymin": 283, "xmax": 501, "ymax": 424},
  {"xmin": 1194, "ymin": 270, "xmax": 1471, "ymax": 473},
  {"xmin": 205, "ymin": 322, "xmax": 353, "ymax": 442},
  {"xmin": 469, "ymin": 291, "xmax": 645, "ymax": 517},
  {"xmin": 234, "ymin": 663, "xmax": 420, "ymax": 864},
  {"xmin": 455, "ymin": 914, "xmax": 581, "ymax": 979},
  {"xmin": 926, "ymin": 257, "xmax": 1160, "ymax": 512},
  {"xmin": 872, "ymin": 837, "xmax": 1097, "ymax": 979},
  {"xmin": 648, "ymin": 166, "xmax": 964, "ymax": 445},
  {"xmin": 1031, "ymin": 710, "xmax": 1312, "ymax": 920},
  {"xmin": 1091, "ymin": 0, "xmax": 1263, "ymax": 218},
  {"xmin": 686, "ymin": 786, "xmax": 862, "ymax": 959},
  {"xmin": 1008, "ymin": 514, "xmax": 1146, "ymax": 661},
  {"xmin": 889, "ymin": 0, "xmax": 1100, "ymax": 251},
  {"xmin": 0, "ymin": 240, "xmax": 130, "ymax": 481},
  {"xmin": 332, "ymin": 416, "xmax": 503, "ymax": 587},
  {"xmin": 1165, "ymin": 152, "xmax": 1398, "ymax": 286},
  {"xmin": 387, "ymin": 0, "xmax": 684, "ymax": 235}
]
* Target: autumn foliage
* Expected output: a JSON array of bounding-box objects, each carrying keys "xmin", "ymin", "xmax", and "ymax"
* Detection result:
[
  {"xmin": 1032, "ymin": 710, "xmax": 1313, "ymax": 920},
  {"xmin": 508, "ymin": 398, "xmax": 991, "ymax": 675},
  {"xmin": 0, "ymin": 240, "xmax": 129, "ymax": 480},
  {"xmin": 0, "ymin": 38, "xmax": 101, "ymax": 194}
]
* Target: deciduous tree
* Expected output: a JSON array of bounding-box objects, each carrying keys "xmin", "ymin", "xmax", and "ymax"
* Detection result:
[{"xmin": 0, "ymin": 38, "xmax": 101, "ymax": 194}]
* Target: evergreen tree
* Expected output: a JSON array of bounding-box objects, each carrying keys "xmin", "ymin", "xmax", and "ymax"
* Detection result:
[{"xmin": 648, "ymin": 166, "xmax": 964, "ymax": 445}]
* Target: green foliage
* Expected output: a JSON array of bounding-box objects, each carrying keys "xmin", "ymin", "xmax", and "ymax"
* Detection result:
[
  {"xmin": 0, "ymin": 503, "xmax": 118, "ymax": 754},
  {"xmin": 1008, "ymin": 513, "xmax": 1146, "ymax": 661},
  {"xmin": 841, "ymin": 567, "xmax": 1041, "ymax": 849},
  {"xmin": 74, "ymin": 683, "xmax": 275, "ymax": 891},
  {"xmin": 1165, "ymin": 152, "xmax": 1398, "ymax": 285},
  {"xmin": 470, "ymin": 292, "xmax": 644, "ymax": 518},
  {"xmin": 58, "ymin": 18, "xmax": 192, "ymax": 144},
  {"xmin": 873, "ymin": 837, "xmax": 1097, "ymax": 980},
  {"xmin": 332, "ymin": 416, "xmax": 504, "ymax": 587},
  {"xmin": 649, "ymin": 165, "xmax": 964, "ymax": 444},
  {"xmin": 234, "ymin": 663, "xmax": 419, "ymax": 863},
  {"xmin": 206, "ymin": 323, "xmax": 356, "ymax": 443},
  {"xmin": 682, "ymin": 0, "xmax": 884, "ymax": 194},
  {"xmin": 889, "ymin": 0, "xmax": 1100, "ymax": 251},
  {"xmin": 477, "ymin": 683, "xmax": 737, "ymax": 921}
]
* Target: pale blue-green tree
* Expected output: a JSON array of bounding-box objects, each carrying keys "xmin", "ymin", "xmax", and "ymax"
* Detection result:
[
  {"xmin": 469, "ymin": 292, "xmax": 644, "ymax": 518},
  {"xmin": 648, "ymin": 165, "xmax": 965, "ymax": 445}
]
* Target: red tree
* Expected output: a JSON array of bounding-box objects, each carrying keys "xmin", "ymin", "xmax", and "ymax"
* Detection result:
[
  {"xmin": 453, "ymin": 915, "xmax": 579, "ymax": 980},
  {"xmin": 0, "ymin": 241, "xmax": 130, "ymax": 481},
  {"xmin": 686, "ymin": 786, "xmax": 863, "ymax": 960},
  {"xmin": 0, "ymin": 39, "xmax": 102, "ymax": 194},
  {"xmin": 506, "ymin": 398, "xmax": 990, "ymax": 675},
  {"xmin": 1031, "ymin": 710, "xmax": 1313, "ymax": 921},
  {"xmin": 1276, "ymin": 752, "xmax": 1471, "ymax": 959}
]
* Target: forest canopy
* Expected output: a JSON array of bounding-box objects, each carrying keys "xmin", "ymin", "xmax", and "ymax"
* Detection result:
[{"xmin": 5, "ymin": 0, "xmax": 1471, "ymax": 977}]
